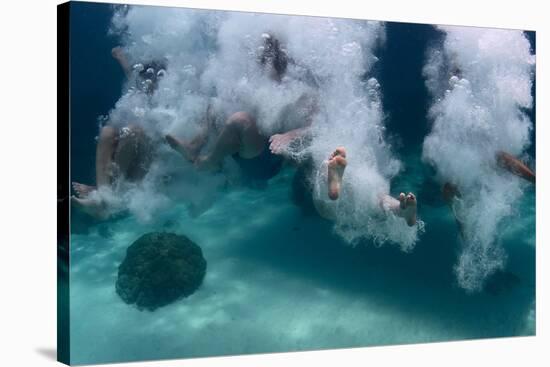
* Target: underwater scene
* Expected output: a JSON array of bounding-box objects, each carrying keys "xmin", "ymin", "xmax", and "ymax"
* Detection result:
[{"xmin": 67, "ymin": 2, "xmax": 536, "ymax": 365}]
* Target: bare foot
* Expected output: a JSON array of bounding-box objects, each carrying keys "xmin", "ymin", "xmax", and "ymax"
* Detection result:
[
  {"xmin": 72, "ymin": 182, "xmax": 96, "ymax": 198},
  {"xmin": 327, "ymin": 147, "xmax": 347, "ymax": 200},
  {"xmin": 165, "ymin": 134, "xmax": 202, "ymax": 162},
  {"xmin": 379, "ymin": 192, "xmax": 417, "ymax": 226},
  {"xmin": 396, "ymin": 192, "xmax": 417, "ymax": 226},
  {"xmin": 71, "ymin": 196, "xmax": 109, "ymax": 220},
  {"xmin": 269, "ymin": 133, "xmax": 294, "ymax": 156}
]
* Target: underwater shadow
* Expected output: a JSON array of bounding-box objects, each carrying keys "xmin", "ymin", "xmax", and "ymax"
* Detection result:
[{"xmin": 228, "ymin": 199, "xmax": 535, "ymax": 341}]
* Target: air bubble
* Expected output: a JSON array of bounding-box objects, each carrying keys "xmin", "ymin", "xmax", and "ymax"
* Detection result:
[{"xmin": 449, "ymin": 75, "xmax": 460, "ymax": 86}]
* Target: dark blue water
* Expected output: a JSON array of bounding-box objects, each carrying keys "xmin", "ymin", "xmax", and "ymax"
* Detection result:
[
  {"xmin": 70, "ymin": 2, "xmax": 125, "ymax": 185},
  {"xmin": 378, "ymin": 22, "xmax": 442, "ymax": 154},
  {"xmin": 67, "ymin": 3, "xmax": 536, "ymax": 365}
]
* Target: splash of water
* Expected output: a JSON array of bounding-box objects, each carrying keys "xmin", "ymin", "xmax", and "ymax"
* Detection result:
[
  {"xmin": 422, "ymin": 26, "xmax": 535, "ymax": 291},
  {"xmin": 102, "ymin": 5, "xmax": 423, "ymax": 249}
]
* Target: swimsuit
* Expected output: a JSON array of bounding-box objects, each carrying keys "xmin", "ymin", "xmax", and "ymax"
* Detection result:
[{"xmin": 232, "ymin": 146, "xmax": 283, "ymax": 182}]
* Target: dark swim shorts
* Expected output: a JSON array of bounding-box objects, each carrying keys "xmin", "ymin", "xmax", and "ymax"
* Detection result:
[{"xmin": 232, "ymin": 146, "xmax": 284, "ymax": 182}]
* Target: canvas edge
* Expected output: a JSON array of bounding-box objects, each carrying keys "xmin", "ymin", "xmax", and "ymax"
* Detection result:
[{"xmin": 57, "ymin": 1, "xmax": 71, "ymax": 365}]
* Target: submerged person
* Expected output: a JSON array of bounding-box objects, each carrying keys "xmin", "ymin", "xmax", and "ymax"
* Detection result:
[
  {"xmin": 167, "ymin": 33, "xmax": 418, "ymax": 227},
  {"xmin": 304, "ymin": 147, "xmax": 418, "ymax": 227},
  {"xmin": 428, "ymin": 60, "xmax": 536, "ymax": 234},
  {"xmin": 166, "ymin": 33, "xmax": 318, "ymax": 182},
  {"xmin": 112, "ymin": 46, "xmax": 168, "ymax": 95},
  {"xmin": 71, "ymin": 124, "xmax": 154, "ymax": 219},
  {"xmin": 71, "ymin": 47, "xmax": 166, "ymax": 219}
]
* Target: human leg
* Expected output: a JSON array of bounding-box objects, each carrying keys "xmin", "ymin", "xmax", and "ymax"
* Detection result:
[
  {"xmin": 380, "ymin": 192, "xmax": 417, "ymax": 226},
  {"xmin": 496, "ymin": 151, "xmax": 535, "ymax": 184},
  {"xmin": 96, "ymin": 125, "xmax": 119, "ymax": 187},
  {"xmin": 308, "ymin": 147, "xmax": 348, "ymax": 220},
  {"xmin": 195, "ymin": 111, "xmax": 266, "ymax": 171},
  {"xmin": 71, "ymin": 125, "xmax": 118, "ymax": 198}
]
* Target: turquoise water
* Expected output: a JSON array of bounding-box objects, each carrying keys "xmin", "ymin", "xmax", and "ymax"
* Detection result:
[
  {"xmin": 69, "ymin": 168, "xmax": 535, "ymax": 364},
  {"xmin": 67, "ymin": 2, "xmax": 536, "ymax": 365}
]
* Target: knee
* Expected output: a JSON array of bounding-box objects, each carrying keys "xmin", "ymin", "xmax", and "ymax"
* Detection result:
[{"xmin": 226, "ymin": 111, "xmax": 254, "ymax": 128}]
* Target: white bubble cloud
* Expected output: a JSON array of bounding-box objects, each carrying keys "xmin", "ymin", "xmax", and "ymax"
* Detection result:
[{"xmin": 422, "ymin": 26, "xmax": 535, "ymax": 291}]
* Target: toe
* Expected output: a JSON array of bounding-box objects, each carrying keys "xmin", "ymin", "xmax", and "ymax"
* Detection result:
[
  {"xmin": 335, "ymin": 147, "xmax": 346, "ymax": 157},
  {"xmin": 398, "ymin": 193, "xmax": 406, "ymax": 209},
  {"xmin": 406, "ymin": 193, "xmax": 417, "ymax": 207}
]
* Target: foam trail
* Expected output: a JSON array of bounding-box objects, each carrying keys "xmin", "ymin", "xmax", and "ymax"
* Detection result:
[{"xmin": 422, "ymin": 26, "xmax": 535, "ymax": 291}]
